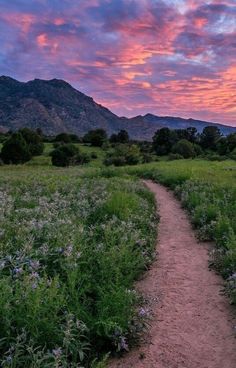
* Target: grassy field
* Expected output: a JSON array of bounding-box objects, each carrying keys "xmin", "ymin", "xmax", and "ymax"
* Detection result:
[{"xmin": 0, "ymin": 144, "xmax": 236, "ymax": 366}]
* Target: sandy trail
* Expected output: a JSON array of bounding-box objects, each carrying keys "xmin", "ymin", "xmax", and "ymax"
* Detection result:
[{"xmin": 109, "ymin": 180, "xmax": 236, "ymax": 368}]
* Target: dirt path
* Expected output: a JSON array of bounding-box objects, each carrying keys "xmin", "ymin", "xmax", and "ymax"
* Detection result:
[{"xmin": 109, "ymin": 180, "xmax": 236, "ymax": 368}]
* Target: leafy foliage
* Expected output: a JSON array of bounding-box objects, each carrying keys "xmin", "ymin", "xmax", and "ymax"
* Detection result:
[
  {"xmin": 0, "ymin": 174, "xmax": 157, "ymax": 366},
  {"xmin": 1, "ymin": 132, "xmax": 32, "ymax": 164},
  {"xmin": 83, "ymin": 129, "xmax": 107, "ymax": 147}
]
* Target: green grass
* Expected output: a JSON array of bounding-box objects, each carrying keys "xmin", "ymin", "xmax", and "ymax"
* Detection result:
[
  {"xmin": 0, "ymin": 165, "xmax": 157, "ymax": 367},
  {"xmin": 0, "ymin": 149, "xmax": 236, "ymax": 366}
]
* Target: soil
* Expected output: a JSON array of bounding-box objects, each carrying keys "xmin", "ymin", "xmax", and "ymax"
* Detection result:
[{"xmin": 109, "ymin": 180, "xmax": 236, "ymax": 368}]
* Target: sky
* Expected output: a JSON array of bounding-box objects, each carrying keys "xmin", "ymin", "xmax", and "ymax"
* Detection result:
[{"xmin": 0, "ymin": 0, "xmax": 236, "ymax": 126}]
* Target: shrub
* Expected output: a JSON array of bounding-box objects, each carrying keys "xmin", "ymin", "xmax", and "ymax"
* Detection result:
[
  {"xmin": 229, "ymin": 148, "xmax": 236, "ymax": 160},
  {"xmin": 75, "ymin": 152, "xmax": 91, "ymax": 165},
  {"xmin": 172, "ymin": 139, "xmax": 195, "ymax": 158},
  {"xmin": 54, "ymin": 133, "xmax": 72, "ymax": 143},
  {"xmin": 1, "ymin": 132, "xmax": 32, "ymax": 164},
  {"xmin": 110, "ymin": 130, "xmax": 129, "ymax": 144},
  {"xmin": 51, "ymin": 144, "xmax": 79, "ymax": 167},
  {"xmin": 19, "ymin": 128, "xmax": 44, "ymax": 156},
  {"xmin": 168, "ymin": 153, "xmax": 184, "ymax": 160},
  {"xmin": 142, "ymin": 153, "xmax": 153, "ymax": 163},
  {"xmin": 91, "ymin": 152, "xmax": 98, "ymax": 159},
  {"xmin": 104, "ymin": 144, "xmax": 141, "ymax": 166},
  {"xmin": 83, "ymin": 129, "xmax": 107, "ymax": 147}
]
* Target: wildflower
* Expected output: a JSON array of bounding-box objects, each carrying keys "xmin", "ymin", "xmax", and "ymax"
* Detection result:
[
  {"xmin": 32, "ymin": 282, "xmax": 38, "ymax": 290},
  {"xmin": 120, "ymin": 336, "xmax": 129, "ymax": 351},
  {"xmin": 5, "ymin": 355, "xmax": 13, "ymax": 364},
  {"xmin": 139, "ymin": 307, "xmax": 150, "ymax": 317},
  {"xmin": 13, "ymin": 267, "xmax": 24, "ymax": 276},
  {"xmin": 29, "ymin": 260, "xmax": 40, "ymax": 270},
  {"xmin": 64, "ymin": 244, "xmax": 73, "ymax": 257},
  {"xmin": 52, "ymin": 347, "xmax": 62, "ymax": 358},
  {"xmin": 0, "ymin": 260, "xmax": 6, "ymax": 270}
]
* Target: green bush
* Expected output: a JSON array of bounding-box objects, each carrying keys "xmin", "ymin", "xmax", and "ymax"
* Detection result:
[
  {"xmin": 172, "ymin": 139, "xmax": 195, "ymax": 158},
  {"xmin": 1, "ymin": 132, "xmax": 32, "ymax": 164},
  {"xmin": 83, "ymin": 129, "xmax": 107, "ymax": 147},
  {"xmin": 51, "ymin": 144, "xmax": 79, "ymax": 167},
  {"xmin": 104, "ymin": 144, "xmax": 141, "ymax": 166},
  {"xmin": 168, "ymin": 153, "xmax": 184, "ymax": 160},
  {"xmin": 19, "ymin": 128, "xmax": 44, "ymax": 156}
]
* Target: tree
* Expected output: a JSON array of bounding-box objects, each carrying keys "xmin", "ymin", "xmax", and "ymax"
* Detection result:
[
  {"xmin": 1, "ymin": 132, "xmax": 31, "ymax": 164},
  {"xmin": 227, "ymin": 133, "xmax": 236, "ymax": 152},
  {"xmin": 54, "ymin": 133, "xmax": 71, "ymax": 143},
  {"xmin": 186, "ymin": 127, "xmax": 198, "ymax": 143},
  {"xmin": 110, "ymin": 130, "xmax": 129, "ymax": 144},
  {"xmin": 19, "ymin": 128, "xmax": 44, "ymax": 156},
  {"xmin": 200, "ymin": 126, "xmax": 222, "ymax": 150},
  {"xmin": 152, "ymin": 128, "xmax": 176, "ymax": 155},
  {"xmin": 83, "ymin": 129, "xmax": 107, "ymax": 147},
  {"xmin": 172, "ymin": 139, "xmax": 195, "ymax": 158}
]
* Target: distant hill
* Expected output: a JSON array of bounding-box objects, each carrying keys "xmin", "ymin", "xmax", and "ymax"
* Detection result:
[
  {"xmin": 142, "ymin": 114, "xmax": 235, "ymax": 136},
  {"xmin": 0, "ymin": 76, "xmax": 235, "ymax": 140}
]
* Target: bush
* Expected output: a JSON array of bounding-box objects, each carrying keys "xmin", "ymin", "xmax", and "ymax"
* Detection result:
[
  {"xmin": 83, "ymin": 129, "xmax": 107, "ymax": 147},
  {"xmin": 206, "ymin": 154, "xmax": 227, "ymax": 161},
  {"xmin": 51, "ymin": 144, "xmax": 79, "ymax": 167},
  {"xmin": 1, "ymin": 132, "xmax": 32, "ymax": 164},
  {"xmin": 229, "ymin": 148, "xmax": 236, "ymax": 160},
  {"xmin": 142, "ymin": 153, "xmax": 153, "ymax": 163},
  {"xmin": 172, "ymin": 139, "xmax": 195, "ymax": 158},
  {"xmin": 54, "ymin": 133, "xmax": 72, "ymax": 143},
  {"xmin": 75, "ymin": 152, "xmax": 91, "ymax": 165},
  {"xmin": 168, "ymin": 153, "xmax": 184, "ymax": 160},
  {"xmin": 91, "ymin": 152, "xmax": 98, "ymax": 159},
  {"xmin": 104, "ymin": 144, "xmax": 141, "ymax": 166},
  {"xmin": 19, "ymin": 128, "xmax": 44, "ymax": 156}
]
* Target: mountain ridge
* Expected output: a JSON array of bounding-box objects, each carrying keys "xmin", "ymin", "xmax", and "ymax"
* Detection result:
[{"xmin": 0, "ymin": 76, "xmax": 235, "ymax": 139}]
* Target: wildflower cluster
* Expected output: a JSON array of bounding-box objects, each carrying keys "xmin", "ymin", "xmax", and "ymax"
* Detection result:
[{"xmin": 0, "ymin": 174, "xmax": 157, "ymax": 366}]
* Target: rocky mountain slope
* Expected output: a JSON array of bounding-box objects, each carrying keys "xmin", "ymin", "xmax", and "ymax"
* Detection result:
[{"xmin": 0, "ymin": 76, "xmax": 235, "ymax": 139}]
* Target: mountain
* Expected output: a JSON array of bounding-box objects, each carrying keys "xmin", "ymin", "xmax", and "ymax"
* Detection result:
[
  {"xmin": 0, "ymin": 76, "xmax": 235, "ymax": 140},
  {"xmin": 142, "ymin": 114, "xmax": 235, "ymax": 136}
]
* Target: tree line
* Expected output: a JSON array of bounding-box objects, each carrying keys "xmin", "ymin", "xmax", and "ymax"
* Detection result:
[{"xmin": 0, "ymin": 125, "xmax": 235, "ymax": 166}]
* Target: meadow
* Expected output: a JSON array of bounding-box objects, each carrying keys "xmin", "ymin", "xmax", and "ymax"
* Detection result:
[{"xmin": 0, "ymin": 144, "xmax": 236, "ymax": 367}]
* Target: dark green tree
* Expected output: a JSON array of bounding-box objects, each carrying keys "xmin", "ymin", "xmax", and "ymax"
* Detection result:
[
  {"xmin": 200, "ymin": 126, "xmax": 222, "ymax": 150},
  {"xmin": 110, "ymin": 130, "xmax": 129, "ymax": 144},
  {"xmin": 19, "ymin": 128, "xmax": 44, "ymax": 156},
  {"xmin": 152, "ymin": 128, "xmax": 176, "ymax": 155},
  {"xmin": 83, "ymin": 129, "xmax": 107, "ymax": 147},
  {"xmin": 227, "ymin": 133, "xmax": 236, "ymax": 152},
  {"xmin": 172, "ymin": 139, "xmax": 195, "ymax": 158},
  {"xmin": 1, "ymin": 132, "xmax": 31, "ymax": 164},
  {"xmin": 54, "ymin": 133, "xmax": 72, "ymax": 143}
]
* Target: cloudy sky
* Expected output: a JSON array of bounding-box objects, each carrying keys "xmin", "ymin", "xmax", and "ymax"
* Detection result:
[{"xmin": 0, "ymin": 0, "xmax": 235, "ymax": 126}]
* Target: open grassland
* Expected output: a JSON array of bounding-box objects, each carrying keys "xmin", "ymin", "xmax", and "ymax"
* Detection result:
[{"xmin": 0, "ymin": 150, "xmax": 236, "ymax": 366}]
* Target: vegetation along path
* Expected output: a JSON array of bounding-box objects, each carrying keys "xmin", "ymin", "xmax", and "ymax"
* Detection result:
[{"xmin": 110, "ymin": 180, "xmax": 236, "ymax": 368}]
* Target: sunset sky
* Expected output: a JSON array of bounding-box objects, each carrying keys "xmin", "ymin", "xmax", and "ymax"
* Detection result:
[{"xmin": 0, "ymin": 0, "xmax": 235, "ymax": 126}]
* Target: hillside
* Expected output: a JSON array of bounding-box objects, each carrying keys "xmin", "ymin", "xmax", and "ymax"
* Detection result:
[{"xmin": 0, "ymin": 76, "xmax": 235, "ymax": 139}]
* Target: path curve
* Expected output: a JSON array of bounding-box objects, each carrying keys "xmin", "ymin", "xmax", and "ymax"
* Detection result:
[{"xmin": 110, "ymin": 180, "xmax": 236, "ymax": 368}]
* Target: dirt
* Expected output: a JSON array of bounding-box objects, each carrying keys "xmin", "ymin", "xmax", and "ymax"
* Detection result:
[{"xmin": 109, "ymin": 180, "xmax": 236, "ymax": 368}]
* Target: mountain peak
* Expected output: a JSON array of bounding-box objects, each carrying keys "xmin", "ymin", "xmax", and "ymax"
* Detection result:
[
  {"xmin": 0, "ymin": 76, "xmax": 235, "ymax": 139},
  {"xmin": 0, "ymin": 75, "xmax": 20, "ymax": 84}
]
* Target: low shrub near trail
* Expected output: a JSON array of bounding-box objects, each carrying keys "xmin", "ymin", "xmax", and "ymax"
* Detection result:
[{"xmin": 0, "ymin": 173, "xmax": 157, "ymax": 367}]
